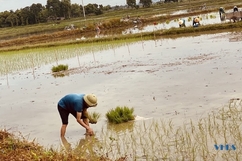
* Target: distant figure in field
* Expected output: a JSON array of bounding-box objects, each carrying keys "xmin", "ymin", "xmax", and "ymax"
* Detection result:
[
  {"xmin": 193, "ymin": 17, "xmax": 200, "ymax": 27},
  {"xmin": 233, "ymin": 6, "xmax": 238, "ymax": 12},
  {"xmin": 219, "ymin": 7, "xmax": 225, "ymax": 21},
  {"xmin": 95, "ymin": 25, "xmax": 101, "ymax": 37},
  {"xmin": 178, "ymin": 19, "xmax": 186, "ymax": 28},
  {"xmin": 232, "ymin": 6, "xmax": 240, "ymax": 22}
]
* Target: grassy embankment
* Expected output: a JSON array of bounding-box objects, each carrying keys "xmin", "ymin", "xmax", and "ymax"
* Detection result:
[{"xmin": 0, "ymin": 0, "xmax": 241, "ymax": 52}]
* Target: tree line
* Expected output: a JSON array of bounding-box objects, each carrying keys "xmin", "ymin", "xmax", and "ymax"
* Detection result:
[
  {"xmin": 0, "ymin": 0, "xmax": 111, "ymax": 28},
  {"xmin": 126, "ymin": 0, "xmax": 178, "ymax": 8},
  {"xmin": 0, "ymin": 0, "xmax": 175, "ymax": 28}
]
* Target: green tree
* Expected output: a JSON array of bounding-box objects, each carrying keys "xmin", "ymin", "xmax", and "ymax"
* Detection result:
[
  {"xmin": 127, "ymin": 0, "xmax": 136, "ymax": 8},
  {"xmin": 71, "ymin": 3, "xmax": 81, "ymax": 17},
  {"xmin": 99, "ymin": 5, "xmax": 103, "ymax": 10},
  {"xmin": 19, "ymin": 7, "xmax": 32, "ymax": 25},
  {"xmin": 46, "ymin": 0, "xmax": 61, "ymax": 18},
  {"xmin": 0, "ymin": 15, "xmax": 5, "ymax": 27},
  {"xmin": 102, "ymin": 5, "xmax": 111, "ymax": 11},
  {"xmin": 30, "ymin": 3, "xmax": 44, "ymax": 23},
  {"xmin": 0, "ymin": 11, "xmax": 11, "ymax": 27},
  {"xmin": 94, "ymin": 8, "xmax": 103, "ymax": 15},
  {"xmin": 39, "ymin": 8, "xmax": 49, "ymax": 23},
  {"xmin": 139, "ymin": 0, "xmax": 152, "ymax": 7},
  {"xmin": 85, "ymin": 3, "xmax": 99, "ymax": 15},
  {"xmin": 5, "ymin": 13, "xmax": 18, "ymax": 27},
  {"xmin": 14, "ymin": 9, "xmax": 22, "ymax": 26},
  {"xmin": 93, "ymin": 4, "xmax": 103, "ymax": 15},
  {"xmin": 60, "ymin": 0, "xmax": 71, "ymax": 18}
]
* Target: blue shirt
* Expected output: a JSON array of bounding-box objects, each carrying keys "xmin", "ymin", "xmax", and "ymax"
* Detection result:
[{"xmin": 58, "ymin": 94, "xmax": 86, "ymax": 112}]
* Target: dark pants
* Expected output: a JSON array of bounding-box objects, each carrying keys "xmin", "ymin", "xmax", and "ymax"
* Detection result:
[{"xmin": 58, "ymin": 105, "xmax": 86, "ymax": 125}]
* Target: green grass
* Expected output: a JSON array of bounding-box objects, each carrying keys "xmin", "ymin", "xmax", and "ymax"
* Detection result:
[
  {"xmin": 51, "ymin": 64, "xmax": 68, "ymax": 72},
  {"xmin": 106, "ymin": 106, "xmax": 135, "ymax": 124}
]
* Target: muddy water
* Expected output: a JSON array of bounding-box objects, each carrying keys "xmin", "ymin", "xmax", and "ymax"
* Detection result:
[
  {"xmin": 123, "ymin": 12, "xmax": 222, "ymax": 34},
  {"xmin": 0, "ymin": 31, "xmax": 242, "ymax": 148}
]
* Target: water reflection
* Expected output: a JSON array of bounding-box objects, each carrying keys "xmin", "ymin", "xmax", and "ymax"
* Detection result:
[
  {"xmin": 60, "ymin": 135, "xmax": 100, "ymax": 158},
  {"xmin": 107, "ymin": 121, "xmax": 135, "ymax": 134},
  {"xmin": 6, "ymin": 73, "xmax": 9, "ymax": 88},
  {"xmin": 52, "ymin": 72, "xmax": 70, "ymax": 78},
  {"xmin": 60, "ymin": 136, "xmax": 72, "ymax": 152}
]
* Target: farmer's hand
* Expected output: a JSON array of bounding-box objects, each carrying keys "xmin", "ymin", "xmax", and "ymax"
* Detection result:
[{"xmin": 86, "ymin": 127, "xmax": 94, "ymax": 136}]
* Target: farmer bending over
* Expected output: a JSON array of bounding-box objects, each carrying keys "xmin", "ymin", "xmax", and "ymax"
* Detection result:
[
  {"xmin": 193, "ymin": 17, "xmax": 200, "ymax": 27},
  {"xmin": 233, "ymin": 6, "xmax": 238, "ymax": 12},
  {"xmin": 57, "ymin": 93, "xmax": 97, "ymax": 137},
  {"xmin": 178, "ymin": 19, "xmax": 186, "ymax": 28}
]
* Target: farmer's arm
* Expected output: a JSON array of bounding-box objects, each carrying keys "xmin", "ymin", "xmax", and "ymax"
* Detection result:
[{"xmin": 76, "ymin": 112, "xmax": 90, "ymax": 129}]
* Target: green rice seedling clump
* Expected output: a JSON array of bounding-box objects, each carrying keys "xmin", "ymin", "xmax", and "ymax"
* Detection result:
[
  {"xmin": 188, "ymin": 17, "xmax": 192, "ymax": 22},
  {"xmin": 106, "ymin": 106, "xmax": 135, "ymax": 124},
  {"xmin": 88, "ymin": 112, "xmax": 101, "ymax": 124},
  {"xmin": 51, "ymin": 64, "xmax": 68, "ymax": 72}
]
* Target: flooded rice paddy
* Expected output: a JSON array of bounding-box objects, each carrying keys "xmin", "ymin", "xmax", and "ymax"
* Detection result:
[
  {"xmin": 123, "ymin": 12, "xmax": 222, "ymax": 34},
  {"xmin": 0, "ymin": 31, "xmax": 242, "ymax": 150},
  {"xmin": 79, "ymin": 11, "xmax": 223, "ymax": 39}
]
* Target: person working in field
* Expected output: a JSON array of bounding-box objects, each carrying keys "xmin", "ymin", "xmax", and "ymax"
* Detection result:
[
  {"xmin": 192, "ymin": 17, "xmax": 200, "ymax": 27},
  {"xmin": 233, "ymin": 6, "xmax": 238, "ymax": 12},
  {"xmin": 219, "ymin": 7, "xmax": 226, "ymax": 21},
  {"xmin": 178, "ymin": 19, "xmax": 186, "ymax": 28},
  {"xmin": 57, "ymin": 93, "xmax": 97, "ymax": 137},
  {"xmin": 95, "ymin": 25, "xmax": 101, "ymax": 37}
]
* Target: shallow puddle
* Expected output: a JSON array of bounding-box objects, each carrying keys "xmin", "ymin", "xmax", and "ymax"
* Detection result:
[{"xmin": 0, "ymin": 31, "xmax": 242, "ymax": 148}]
